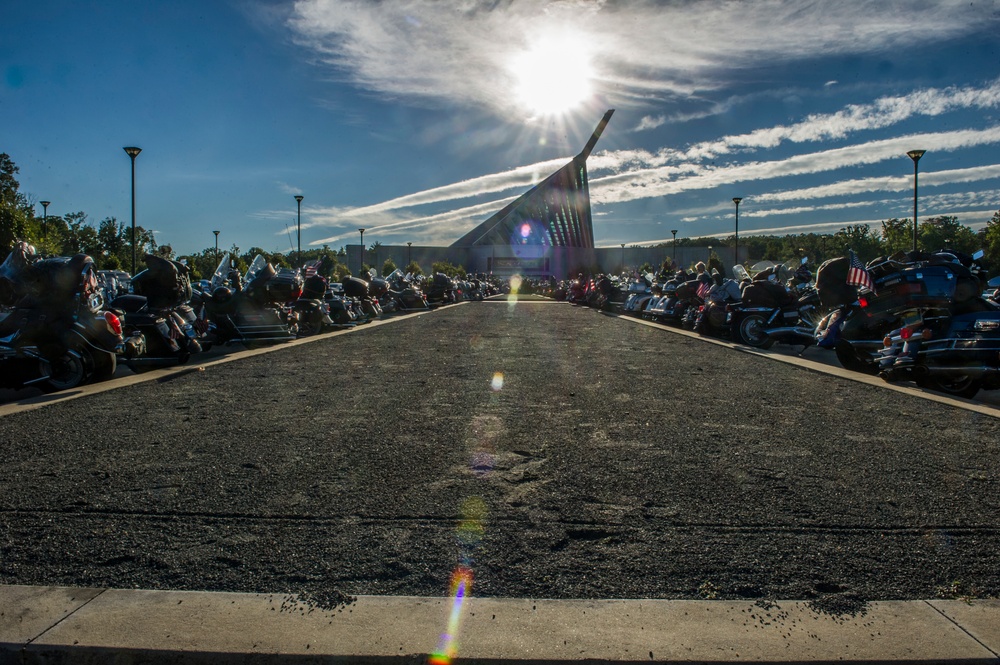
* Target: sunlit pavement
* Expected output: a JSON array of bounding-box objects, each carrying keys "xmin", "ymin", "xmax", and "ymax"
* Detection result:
[
  {"xmin": 3, "ymin": 585, "xmax": 1000, "ymax": 663},
  {"xmin": 2, "ymin": 300, "xmax": 1000, "ymax": 663}
]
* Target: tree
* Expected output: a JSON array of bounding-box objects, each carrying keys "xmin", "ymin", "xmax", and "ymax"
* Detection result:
[
  {"xmin": 982, "ymin": 209, "xmax": 1000, "ymax": 269},
  {"xmin": 833, "ymin": 224, "xmax": 883, "ymax": 262},
  {"xmin": 0, "ymin": 153, "xmax": 30, "ymax": 251},
  {"xmin": 919, "ymin": 215, "xmax": 979, "ymax": 256},
  {"xmin": 62, "ymin": 211, "xmax": 100, "ymax": 257},
  {"xmin": 880, "ymin": 218, "xmax": 913, "ymax": 255},
  {"xmin": 382, "ymin": 258, "xmax": 397, "ymax": 276}
]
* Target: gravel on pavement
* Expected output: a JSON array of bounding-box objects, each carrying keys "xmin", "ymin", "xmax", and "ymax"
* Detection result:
[{"xmin": 0, "ymin": 300, "xmax": 998, "ymax": 615}]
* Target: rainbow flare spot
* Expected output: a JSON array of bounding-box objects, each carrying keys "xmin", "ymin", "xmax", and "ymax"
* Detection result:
[{"xmin": 429, "ymin": 566, "xmax": 474, "ymax": 665}]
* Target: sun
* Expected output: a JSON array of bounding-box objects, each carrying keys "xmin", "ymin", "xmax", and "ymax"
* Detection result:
[{"xmin": 509, "ymin": 33, "xmax": 594, "ymax": 116}]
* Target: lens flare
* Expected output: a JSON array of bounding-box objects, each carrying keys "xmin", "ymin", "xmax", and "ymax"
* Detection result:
[
  {"xmin": 520, "ymin": 223, "xmax": 531, "ymax": 238},
  {"xmin": 429, "ymin": 566, "xmax": 473, "ymax": 665},
  {"xmin": 490, "ymin": 372, "xmax": 504, "ymax": 391}
]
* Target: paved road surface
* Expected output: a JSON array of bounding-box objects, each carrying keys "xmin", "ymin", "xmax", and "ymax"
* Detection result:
[{"xmin": 0, "ymin": 301, "xmax": 998, "ymax": 615}]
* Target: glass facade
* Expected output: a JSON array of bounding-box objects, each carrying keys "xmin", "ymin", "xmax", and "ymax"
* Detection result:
[{"xmin": 451, "ymin": 111, "xmax": 612, "ymax": 250}]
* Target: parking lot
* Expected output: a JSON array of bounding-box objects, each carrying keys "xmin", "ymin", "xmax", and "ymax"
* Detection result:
[{"xmin": 1, "ymin": 300, "xmax": 999, "ymax": 613}]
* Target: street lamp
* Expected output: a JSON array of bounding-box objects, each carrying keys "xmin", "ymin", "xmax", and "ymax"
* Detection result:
[
  {"xmin": 123, "ymin": 146, "xmax": 142, "ymax": 275},
  {"xmin": 294, "ymin": 194, "xmax": 304, "ymax": 266},
  {"xmin": 620, "ymin": 243, "xmax": 625, "ymax": 271},
  {"xmin": 359, "ymin": 228, "xmax": 366, "ymax": 270},
  {"xmin": 708, "ymin": 245, "xmax": 713, "ymax": 266},
  {"xmin": 213, "ymin": 230, "xmax": 220, "ymax": 266},
  {"xmin": 907, "ymin": 150, "xmax": 925, "ymax": 252},
  {"xmin": 671, "ymin": 229, "xmax": 678, "ymax": 264},
  {"xmin": 407, "ymin": 241, "xmax": 412, "ymax": 266},
  {"xmin": 40, "ymin": 200, "xmax": 50, "ymax": 240},
  {"xmin": 732, "ymin": 197, "xmax": 742, "ymax": 274}
]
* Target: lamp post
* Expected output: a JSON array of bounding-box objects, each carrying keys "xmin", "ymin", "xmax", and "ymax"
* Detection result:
[
  {"xmin": 407, "ymin": 241, "xmax": 412, "ymax": 266},
  {"xmin": 732, "ymin": 197, "xmax": 742, "ymax": 274},
  {"xmin": 708, "ymin": 245, "xmax": 713, "ymax": 267},
  {"xmin": 123, "ymin": 146, "xmax": 142, "ymax": 275},
  {"xmin": 213, "ymin": 230, "xmax": 220, "ymax": 266},
  {"xmin": 359, "ymin": 228, "xmax": 366, "ymax": 271},
  {"xmin": 40, "ymin": 200, "xmax": 50, "ymax": 240},
  {"xmin": 620, "ymin": 243, "xmax": 625, "ymax": 271},
  {"xmin": 293, "ymin": 194, "xmax": 304, "ymax": 267},
  {"xmin": 907, "ymin": 150, "xmax": 925, "ymax": 252},
  {"xmin": 671, "ymin": 229, "xmax": 678, "ymax": 265}
]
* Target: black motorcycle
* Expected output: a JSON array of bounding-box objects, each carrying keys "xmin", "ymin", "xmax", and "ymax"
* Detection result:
[
  {"xmin": 381, "ymin": 270, "xmax": 429, "ymax": 312},
  {"xmin": 289, "ymin": 272, "xmax": 339, "ymax": 336},
  {"xmin": 875, "ymin": 250, "xmax": 997, "ymax": 398},
  {"xmin": 816, "ymin": 250, "xmax": 987, "ymax": 375},
  {"xmin": 111, "ymin": 254, "xmax": 207, "ymax": 372},
  {"xmin": 425, "ymin": 272, "xmax": 457, "ymax": 307},
  {"xmin": 729, "ymin": 259, "xmax": 821, "ymax": 349},
  {"xmin": 197, "ymin": 255, "xmax": 296, "ymax": 345},
  {"xmin": 0, "ymin": 241, "xmax": 121, "ymax": 391}
]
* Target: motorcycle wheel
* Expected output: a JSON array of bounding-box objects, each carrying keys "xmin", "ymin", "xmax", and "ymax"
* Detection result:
[
  {"xmin": 735, "ymin": 314, "xmax": 773, "ymax": 349},
  {"xmin": 39, "ymin": 348, "xmax": 90, "ymax": 392},
  {"xmin": 916, "ymin": 375, "xmax": 981, "ymax": 399},
  {"xmin": 834, "ymin": 339, "xmax": 878, "ymax": 375}
]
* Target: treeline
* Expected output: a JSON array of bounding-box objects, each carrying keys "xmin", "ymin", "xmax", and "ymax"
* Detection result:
[{"xmin": 663, "ymin": 213, "xmax": 1000, "ymax": 268}]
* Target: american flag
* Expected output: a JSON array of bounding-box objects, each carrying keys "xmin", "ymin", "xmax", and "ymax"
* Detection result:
[
  {"xmin": 303, "ymin": 260, "xmax": 319, "ymax": 278},
  {"xmin": 846, "ymin": 250, "xmax": 876, "ymax": 294}
]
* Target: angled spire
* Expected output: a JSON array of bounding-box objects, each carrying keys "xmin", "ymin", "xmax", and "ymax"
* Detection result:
[{"xmin": 577, "ymin": 109, "xmax": 614, "ymax": 161}]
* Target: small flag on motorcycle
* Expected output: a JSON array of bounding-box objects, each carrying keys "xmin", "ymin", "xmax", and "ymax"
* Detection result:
[{"xmin": 846, "ymin": 250, "xmax": 876, "ymax": 294}]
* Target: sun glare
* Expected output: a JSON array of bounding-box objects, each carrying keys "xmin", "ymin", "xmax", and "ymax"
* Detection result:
[{"xmin": 510, "ymin": 33, "xmax": 594, "ymax": 116}]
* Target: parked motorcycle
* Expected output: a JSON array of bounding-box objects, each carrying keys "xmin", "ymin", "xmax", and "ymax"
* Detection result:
[
  {"xmin": 380, "ymin": 270, "xmax": 429, "ymax": 312},
  {"xmin": 729, "ymin": 258, "xmax": 821, "ymax": 349},
  {"xmin": 816, "ymin": 250, "xmax": 988, "ymax": 375},
  {"xmin": 290, "ymin": 272, "xmax": 338, "ymax": 336},
  {"xmin": 111, "ymin": 254, "xmax": 207, "ymax": 372},
  {"xmin": 623, "ymin": 275, "xmax": 654, "ymax": 316},
  {"xmin": 0, "ymin": 241, "xmax": 121, "ymax": 391},
  {"xmin": 342, "ymin": 275, "xmax": 381, "ymax": 321},
  {"xmin": 197, "ymin": 255, "xmax": 296, "ymax": 345},
  {"xmin": 874, "ymin": 250, "xmax": 997, "ymax": 398},
  {"xmin": 425, "ymin": 272, "xmax": 457, "ymax": 307},
  {"xmin": 694, "ymin": 272, "xmax": 742, "ymax": 338}
]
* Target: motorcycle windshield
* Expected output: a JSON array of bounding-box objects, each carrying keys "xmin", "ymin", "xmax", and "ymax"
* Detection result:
[
  {"xmin": 245, "ymin": 255, "xmax": 268, "ymax": 284},
  {"xmin": 211, "ymin": 255, "xmax": 232, "ymax": 291}
]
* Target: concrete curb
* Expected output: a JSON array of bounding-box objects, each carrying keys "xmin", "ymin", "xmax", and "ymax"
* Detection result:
[{"xmin": 2, "ymin": 586, "xmax": 999, "ymax": 664}]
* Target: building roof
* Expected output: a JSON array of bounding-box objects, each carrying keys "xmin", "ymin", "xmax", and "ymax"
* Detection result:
[{"xmin": 450, "ymin": 110, "xmax": 614, "ymax": 249}]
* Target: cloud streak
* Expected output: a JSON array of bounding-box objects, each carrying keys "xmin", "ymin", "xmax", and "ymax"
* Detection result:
[{"xmin": 288, "ymin": 0, "xmax": 994, "ymax": 116}]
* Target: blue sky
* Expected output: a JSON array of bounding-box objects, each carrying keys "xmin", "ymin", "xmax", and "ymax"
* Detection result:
[{"xmin": 3, "ymin": 0, "xmax": 1000, "ymax": 257}]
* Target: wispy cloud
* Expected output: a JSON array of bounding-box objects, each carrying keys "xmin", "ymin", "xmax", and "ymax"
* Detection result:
[{"xmin": 288, "ymin": 0, "xmax": 993, "ymax": 116}]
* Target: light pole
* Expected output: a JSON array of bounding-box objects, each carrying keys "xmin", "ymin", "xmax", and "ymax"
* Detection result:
[
  {"xmin": 294, "ymin": 194, "xmax": 304, "ymax": 266},
  {"xmin": 40, "ymin": 200, "xmax": 50, "ymax": 240},
  {"xmin": 123, "ymin": 146, "xmax": 142, "ymax": 275},
  {"xmin": 907, "ymin": 150, "xmax": 925, "ymax": 252},
  {"xmin": 732, "ymin": 197, "xmax": 742, "ymax": 274},
  {"xmin": 213, "ymin": 230, "xmax": 220, "ymax": 266},
  {"xmin": 671, "ymin": 229, "xmax": 678, "ymax": 265},
  {"xmin": 407, "ymin": 241, "xmax": 412, "ymax": 266},
  {"xmin": 708, "ymin": 245, "xmax": 713, "ymax": 267},
  {"xmin": 620, "ymin": 243, "xmax": 625, "ymax": 271},
  {"xmin": 359, "ymin": 228, "xmax": 366, "ymax": 271}
]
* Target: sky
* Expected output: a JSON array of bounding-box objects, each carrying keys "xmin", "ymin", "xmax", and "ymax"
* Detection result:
[{"xmin": 3, "ymin": 0, "xmax": 1000, "ymax": 257}]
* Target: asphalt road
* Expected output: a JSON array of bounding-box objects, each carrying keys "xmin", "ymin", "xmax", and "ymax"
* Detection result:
[{"xmin": 1, "ymin": 300, "xmax": 998, "ymax": 615}]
